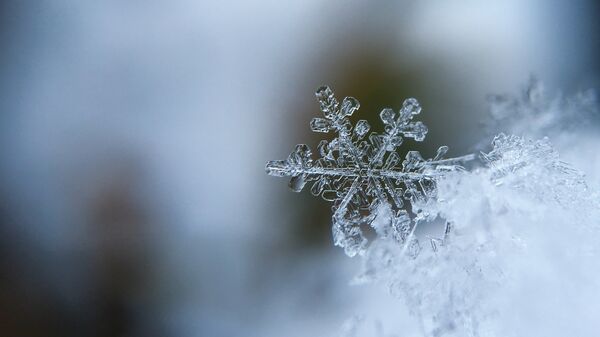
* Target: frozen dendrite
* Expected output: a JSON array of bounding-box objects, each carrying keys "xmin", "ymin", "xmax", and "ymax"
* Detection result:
[
  {"xmin": 266, "ymin": 86, "xmax": 474, "ymax": 257},
  {"xmin": 483, "ymin": 134, "xmax": 587, "ymax": 197}
]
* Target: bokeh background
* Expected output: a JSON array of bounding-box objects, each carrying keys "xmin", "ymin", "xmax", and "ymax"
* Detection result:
[{"xmin": 0, "ymin": 1, "xmax": 598, "ymax": 336}]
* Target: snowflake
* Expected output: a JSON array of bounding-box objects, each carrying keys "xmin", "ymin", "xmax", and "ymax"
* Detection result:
[{"xmin": 266, "ymin": 86, "xmax": 474, "ymax": 256}]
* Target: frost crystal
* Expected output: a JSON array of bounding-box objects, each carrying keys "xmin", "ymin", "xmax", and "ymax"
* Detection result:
[
  {"xmin": 482, "ymin": 133, "xmax": 588, "ymax": 200},
  {"xmin": 266, "ymin": 86, "xmax": 474, "ymax": 256}
]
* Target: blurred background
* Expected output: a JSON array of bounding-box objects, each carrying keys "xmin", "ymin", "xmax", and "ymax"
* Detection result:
[{"xmin": 0, "ymin": 1, "xmax": 598, "ymax": 336}]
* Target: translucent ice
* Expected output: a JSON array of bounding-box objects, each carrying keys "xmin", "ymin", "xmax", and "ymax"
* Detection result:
[{"xmin": 266, "ymin": 86, "xmax": 474, "ymax": 257}]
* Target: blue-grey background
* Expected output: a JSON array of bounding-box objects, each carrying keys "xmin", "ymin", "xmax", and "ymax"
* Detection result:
[{"xmin": 0, "ymin": 1, "xmax": 598, "ymax": 336}]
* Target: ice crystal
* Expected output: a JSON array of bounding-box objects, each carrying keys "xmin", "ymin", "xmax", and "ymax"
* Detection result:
[
  {"xmin": 485, "ymin": 78, "xmax": 600, "ymax": 189},
  {"xmin": 483, "ymin": 133, "xmax": 588, "ymax": 202},
  {"xmin": 266, "ymin": 82, "xmax": 600, "ymax": 337},
  {"xmin": 266, "ymin": 86, "xmax": 474, "ymax": 257}
]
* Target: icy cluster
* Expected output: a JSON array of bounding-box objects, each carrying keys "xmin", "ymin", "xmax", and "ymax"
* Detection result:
[
  {"xmin": 267, "ymin": 84, "xmax": 600, "ymax": 337},
  {"xmin": 482, "ymin": 133, "xmax": 589, "ymax": 207},
  {"xmin": 357, "ymin": 134, "xmax": 600, "ymax": 336},
  {"xmin": 486, "ymin": 78, "xmax": 600, "ymax": 189},
  {"xmin": 266, "ymin": 86, "xmax": 473, "ymax": 257}
]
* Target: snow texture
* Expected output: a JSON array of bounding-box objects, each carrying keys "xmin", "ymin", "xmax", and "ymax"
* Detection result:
[
  {"xmin": 356, "ymin": 133, "xmax": 600, "ymax": 336},
  {"xmin": 484, "ymin": 77, "xmax": 598, "ymax": 140},
  {"xmin": 267, "ymin": 83, "xmax": 600, "ymax": 337}
]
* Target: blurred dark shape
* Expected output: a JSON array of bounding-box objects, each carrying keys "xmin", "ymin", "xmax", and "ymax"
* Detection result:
[
  {"xmin": 87, "ymin": 160, "xmax": 152, "ymax": 337},
  {"xmin": 0, "ymin": 155, "xmax": 162, "ymax": 337}
]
